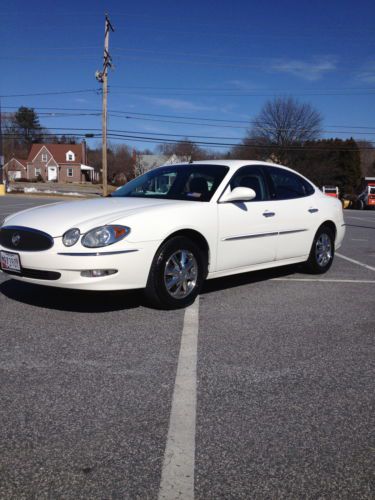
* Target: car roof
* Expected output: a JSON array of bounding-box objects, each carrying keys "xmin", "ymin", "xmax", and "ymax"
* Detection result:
[{"xmin": 169, "ymin": 159, "xmax": 291, "ymax": 172}]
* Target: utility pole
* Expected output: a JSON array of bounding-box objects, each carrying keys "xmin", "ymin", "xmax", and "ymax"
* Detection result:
[{"xmin": 96, "ymin": 14, "xmax": 114, "ymax": 197}]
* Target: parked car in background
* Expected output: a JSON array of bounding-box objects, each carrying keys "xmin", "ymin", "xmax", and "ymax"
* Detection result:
[
  {"xmin": 0, "ymin": 160, "xmax": 345, "ymax": 308},
  {"xmin": 356, "ymin": 180, "xmax": 375, "ymax": 210},
  {"xmin": 322, "ymin": 186, "xmax": 339, "ymax": 198}
]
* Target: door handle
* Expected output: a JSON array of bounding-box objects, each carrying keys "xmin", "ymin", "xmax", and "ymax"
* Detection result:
[
  {"xmin": 308, "ymin": 208, "xmax": 319, "ymax": 213},
  {"xmin": 263, "ymin": 211, "xmax": 275, "ymax": 217}
]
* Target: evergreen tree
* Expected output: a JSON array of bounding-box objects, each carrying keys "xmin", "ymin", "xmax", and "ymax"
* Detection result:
[{"xmin": 14, "ymin": 106, "xmax": 42, "ymax": 146}]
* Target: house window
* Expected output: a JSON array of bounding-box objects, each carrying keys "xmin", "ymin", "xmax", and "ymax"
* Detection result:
[
  {"xmin": 35, "ymin": 168, "xmax": 41, "ymax": 176},
  {"xmin": 67, "ymin": 168, "xmax": 73, "ymax": 177},
  {"xmin": 41, "ymin": 153, "xmax": 47, "ymax": 162},
  {"xmin": 66, "ymin": 151, "xmax": 75, "ymax": 162}
]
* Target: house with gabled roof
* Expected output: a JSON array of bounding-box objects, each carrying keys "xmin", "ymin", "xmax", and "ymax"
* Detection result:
[
  {"xmin": 4, "ymin": 142, "xmax": 97, "ymax": 183},
  {"xmin": 3, "ymin": 158, "xmax": 28, "ymax": 181}
]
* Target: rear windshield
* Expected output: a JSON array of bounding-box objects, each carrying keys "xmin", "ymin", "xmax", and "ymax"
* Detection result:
[{"xmin": 111, "ymin": 164, "xmax": 229, "ymax": 202}]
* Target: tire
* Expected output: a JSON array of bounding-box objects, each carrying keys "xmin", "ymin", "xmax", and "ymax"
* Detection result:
[
  {"xmin": 304, "ymin": 226, "xmax": 335, "ymax": 274},
  {"xmin": 145, "ymin": 236, "xmax": 207, "ymax": 309},
  {"xmin": 356, "ymin": 199, "xmax": 364, "ymax": 210}
]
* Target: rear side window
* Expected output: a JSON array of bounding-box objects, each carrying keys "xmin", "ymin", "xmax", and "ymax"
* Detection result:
[
  {"xmin": 229, "ymin": 166, "xmax": 269, "ymax": 201},
  {"xmin": 266, "ymin": 166, "xmax": 315, "ymax": 200}
]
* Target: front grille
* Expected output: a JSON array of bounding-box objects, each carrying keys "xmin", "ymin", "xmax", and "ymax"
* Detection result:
[
  {"xmin": 2, "ymin": 267, "xmax": 61, "ymax": 280},
  {"xmin": 0, "ymin": 226, "xmax": 54, "ymax": 251}
]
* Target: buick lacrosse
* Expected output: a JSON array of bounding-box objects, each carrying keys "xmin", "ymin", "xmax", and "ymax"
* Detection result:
[{"xmin": 0, "ymin": 161, "xmax": 345, "ymax": 308}]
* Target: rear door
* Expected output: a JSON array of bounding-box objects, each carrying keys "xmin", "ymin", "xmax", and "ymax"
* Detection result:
[{"xmin": 264, "ymin": 166, "xmax": 319, "ymax": 261}]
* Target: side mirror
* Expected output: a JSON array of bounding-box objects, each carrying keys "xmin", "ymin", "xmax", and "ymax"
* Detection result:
[{"xmin": 220, "ymin": 186, "xmax": 256, "ymax": 203}]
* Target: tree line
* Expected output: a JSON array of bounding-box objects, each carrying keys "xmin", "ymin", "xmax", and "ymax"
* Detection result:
[{"xmin": 2, "ymin": 100, "xmax": 374, "ymax": 193}]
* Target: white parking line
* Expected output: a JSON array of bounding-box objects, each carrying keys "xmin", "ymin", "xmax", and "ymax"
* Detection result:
[
  {"xmin": 273, "ymin": 278, "xmax": 375, "ymax": 283},
  {"xmin": 159, "ymin": 298, "xmax": 199, "ymax": 500},
  {"xmin": 345, "ymin": 216, "xmax": 375, "ymax": 223},
  {"xmin": 336, "ymin": 252, "xmax": 375, "ymax": 272}
]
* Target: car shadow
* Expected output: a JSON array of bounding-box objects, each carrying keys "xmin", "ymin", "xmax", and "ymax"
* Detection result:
[
  {"xmin": 1, "ymin": 264, "xmax": 302, "ymax": 312},
  {"xmin": 202, "ymin": 264, "xmax": 301, "ymax": 295},
  {"xmin": 0, "ymin": 279, "xmax": 145, "ymax": 313}
]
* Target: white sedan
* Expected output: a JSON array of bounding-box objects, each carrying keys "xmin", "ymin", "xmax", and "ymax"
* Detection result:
[{"xmin": 0, "ymin": 160, "xmax": 345, "ymax": 308}]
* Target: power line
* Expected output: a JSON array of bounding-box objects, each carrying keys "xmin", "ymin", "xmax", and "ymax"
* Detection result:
[
  {"xmin": 8, "ymin": 112, "xmax": 371, "ymax": 135},
  {"xmin": 12, "ymin": 125, "xmax": 375, "ymax": 140},
  {"xmin": 2, "ymin": 105, "xmax": 375, "ymax": 132},
  {"xmin": 4, "ymin": 130, "xmax": 374, "ymax": 150},
  {"xmin": 110, "ymin": 84, "xmax": 375, "ymax": 93},
  {"xmin": 0, "ymin": 89, "xmax": 101, "ymax": 98}
]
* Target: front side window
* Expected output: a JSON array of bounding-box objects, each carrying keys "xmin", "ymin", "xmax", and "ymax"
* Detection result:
[
  {"xmin": 35, "ymin": 168, "xmax": 41, "ymax": 176},
  {"xmin": 228, "ymin": 165, "xmax": 269, "ymax": 201},
  {"xmin": 67, "ymin": 168, "xmax": 73, "ymax": 177},
  {"xmin": 41, "ymin": 154, "xmax": 47, "ymax": 162},
  {"xmin": 266, "ymin": 166, "xmax": 315, "ymax": 200},
  {"xmin": 111, "ymin": 164, "xmax": 229, "ymax": 201}
]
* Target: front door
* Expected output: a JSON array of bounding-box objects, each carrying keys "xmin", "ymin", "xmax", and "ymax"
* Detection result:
[
  {"xmin": 48, "ymin": 166, "xmax": 57, "ymax": 181},
  {"xmin": 216, "ymin": 165, "xmax": 278, "ymax": 271}
]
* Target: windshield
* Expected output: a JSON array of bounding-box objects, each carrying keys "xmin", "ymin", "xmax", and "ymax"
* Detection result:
[
  {"xmin": 111, "ymin": 164, "xmax": 229, "ymax": 201},
  {"xmin": 369, "ymin": 186, "xmax": 375, "ymax": 194}
]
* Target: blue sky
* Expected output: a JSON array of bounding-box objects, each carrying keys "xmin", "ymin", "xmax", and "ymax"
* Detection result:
[{"xmin": 1, "ymin": 0, "xmax": 374, "ymax": 153}]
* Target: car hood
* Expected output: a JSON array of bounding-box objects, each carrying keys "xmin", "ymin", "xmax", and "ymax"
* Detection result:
[{"xmin": 4, "ymin": 197, "xmax": 186, "ymax": 237}]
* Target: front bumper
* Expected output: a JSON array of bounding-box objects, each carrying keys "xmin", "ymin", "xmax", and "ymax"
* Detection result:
[{"xmin": 0, "ymin": 240, "xmax": 159, "ymax": 291}]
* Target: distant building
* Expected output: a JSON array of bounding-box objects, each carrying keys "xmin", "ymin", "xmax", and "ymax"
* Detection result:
[
  {"xmin": 4, "ymin": 142, "xmax": 98, "ymax": 183},
  {"xmin": 134, "ymin": 153, "xmax": 190, "ymax": 176}
]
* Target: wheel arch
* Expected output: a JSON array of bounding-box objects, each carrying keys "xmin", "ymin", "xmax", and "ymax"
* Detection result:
[
  {"xmin": 162, "ymin": 229, "xmax": 210, "ymax": 271},
  {"xmin": 318, "ymin": 220, "xmax": 337, "ymax": 240}
]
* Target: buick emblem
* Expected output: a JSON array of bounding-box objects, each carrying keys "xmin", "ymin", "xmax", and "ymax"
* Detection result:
[{"xmin": 12, "ymin": 233, "xmax": 21, "ymax": 247}]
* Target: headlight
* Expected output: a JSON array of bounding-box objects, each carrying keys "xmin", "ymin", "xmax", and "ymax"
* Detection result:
[
  {"xmin": 81, "ymin": 225, "xmax": 130, "ymax": 248},
  {"xmin": 62, "ymin": 228, "xmax": 81, "ymax": 247}
]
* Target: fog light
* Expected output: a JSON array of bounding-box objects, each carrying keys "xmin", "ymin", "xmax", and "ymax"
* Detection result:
[{"xmin": 80, "ymin": 269, "xmax": 117, "ymax": 278}]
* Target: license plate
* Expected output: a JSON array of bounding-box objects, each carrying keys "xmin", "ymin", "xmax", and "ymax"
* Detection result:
[{"xmin": 0, "ymin": 251, "xmax": 21, "ymax": 273}]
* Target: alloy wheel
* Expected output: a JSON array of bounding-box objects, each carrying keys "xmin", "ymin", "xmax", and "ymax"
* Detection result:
[
  {"xmin": 164, "ymin": 249, "xmax": 198, "ymax": 299},
  {"xmin": 315, "ymin": 233, "xmax": 332, "ymax": 267}
]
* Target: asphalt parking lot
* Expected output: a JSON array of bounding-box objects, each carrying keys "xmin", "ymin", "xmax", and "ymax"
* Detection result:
[{"xmin": 0, "ymin": 196, "xmax": 374, "ymax": 499}]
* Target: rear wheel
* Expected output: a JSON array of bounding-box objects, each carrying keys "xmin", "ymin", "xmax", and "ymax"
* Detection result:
[
  {"xmin": 145, "ymin": 236, "xmax": 206, "ymax": 309},
  {"xmin": 304, "ymin": 226, "xmax": 335, "ymax": 274}
]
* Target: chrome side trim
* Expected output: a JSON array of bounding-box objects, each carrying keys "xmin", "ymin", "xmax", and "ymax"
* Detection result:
[
  {"xmin": 279, "ymin": 229, "xmax": 308, "ymax": 235},
  {"xmin": 223, "ymin": 232, "xmax": 278, "ymax": 241},
  {"xmin": 223, "ymin": 229, "xmax": 307, "ymax": 241},
  {"xmin": 57, "ymin": 249, "xmax": 139, "ymax": 256}
]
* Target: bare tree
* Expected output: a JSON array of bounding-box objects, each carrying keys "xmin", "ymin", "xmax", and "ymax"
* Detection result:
[
  {"xmin": 157, "ymin": 139, "xmax": 208, "ymax": 161},
  {"xmin": 246, "ymin": 97, "xmax": 323, "ymax": 165}
]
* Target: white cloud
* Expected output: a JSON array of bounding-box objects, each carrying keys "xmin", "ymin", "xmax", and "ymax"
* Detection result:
[
  {"xmin": 145, "ymin": 97, "xmax": 215, "ymax": 113},
  {"xmin": 225, "ymin": 80, "xmax": 261, "ymax": 90},
  {"xmin": 270, "ymin": 56, "xmax": 337, "ymax": 81},
  {"xmin": 357, "ymin": 63, "xmax": 375, "ymax": 83}
]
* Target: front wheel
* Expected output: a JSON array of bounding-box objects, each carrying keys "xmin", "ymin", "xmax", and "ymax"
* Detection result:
[
  {"xmin": 304, "ymin": 226, "xmax": 335, "ymax": 274},
  {"xmin": 145, "ymin": 236, "xmax": 206, "ymax": 309}
]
